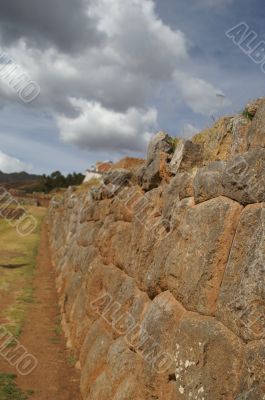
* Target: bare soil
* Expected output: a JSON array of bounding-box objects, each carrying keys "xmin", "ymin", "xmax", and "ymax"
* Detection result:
[{"xmin": 0, "ymin": 223, "xmax": 81, "ymax": 399}]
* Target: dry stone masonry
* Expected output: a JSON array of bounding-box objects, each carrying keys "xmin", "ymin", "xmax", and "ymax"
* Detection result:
[{"xmin": 48, "ymin": 99, "xmax": 265, "ymax": 399}]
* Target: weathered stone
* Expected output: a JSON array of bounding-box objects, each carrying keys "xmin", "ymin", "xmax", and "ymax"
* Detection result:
[
  {"xmin": 107, "ymin": 338, "xmax": 147, "ymax": 399},
  {"xmin": 107, "ymin": 221, "xmax": 132, "ymax": 269},
  {"xmin": 248, "ymin": 99, "xmax": 265, "ymax": 148},
  {"xmin": 141, "ymin": 151, "xmax": 174, "ymax": 191},
  {"xmin": 216, "ymin": 204, "xmax": 265, "ymax": 341},
  {"xmin": 80, "ymin": 320, "xmax": 113, "ymax": 398},
  {"xmin": 102, "ymin": 273, "xmax": 150, "ymax": 334},
  {"xmin": 92, "ymin": 199, "xmax": 111, "ymax": 221},
  {"xmin": 222, "ymin": 148, "xmax": 265, "ymax": 204},
  {"xmin": 141, "ymin": 155, "xmax": 162, "ymax": 191},
  {"xmin": 147, "ymin": 131, "xmax": 174, "ymax": 163},
  {"xmin": 193, "ymin": 161, "xmax": 226, "ymax": 204},
  {"xmin": 76, "ymin": 221, "xmax": 100, "ymax": 247},
  {"xmin": 140, "ymin": 132, "xmax": 176, "ymax": 191},
  {"xmin": 90, "ymin": 185, "xmax": 115, "ymax": 201},
  {"xmin": 229, "ymin": 115, "xmax": 251, "ymax": 155},
  {"xmin": 236, "ymin": 340, "xmax": 265, "ymax": 400},
  {"xmin": 163, "ymin": 196, "xmax": 195, "ymax": 233},
  {"xmin": 194, "ymin": 148, "xmax": 265, "ymax": 205},
  {"xmin": 93, "ymin": 169, "xmax": 132, "ymax": 199},
  {"xmin": 86, "ymin": 371, "xmax": 112, "ymax": 400},
  {"xmin": 166, "ymin": 197, "xmax": 242, "ymax": 315},
  {"xmin": 145, "ymin": 198, "xmax": 195, "ymax": 298},
  {"xmin": 84, "ymin": 261, "xmax": 151, "ymax": 339},
  {"xmin": 47, "ymin": 102, "xmax": 265, "ymax": 400},
  {"xmin": 103, "ymin": 168, "xmax": 132, "ymax": 187},
  {"xmin": 107, "ymin": 338, "xmax": 144, "ymax": 383},
  {"xmin": 174, "ymin": 313, "xmax": 244, "ymax": 400},
  {"xmin": 170, "ymin": 140, "xmax": 203, "ymax": 174},
  {"xmin": 192, "ymin": 116, "xmax": 233, "ymax": 163},
  {"xmin": 69, "ymin": 287, "xmax": 90, "ymax": 349},
  {"xmin": 135, "ymin": 164, "xmax": 146, "ymax": 186},
  {"xmin": 139, "ymin": 292, "xmax": 186, "ymax": 375},
  {"xmin": 63, "ymin": 272, "xmax": 82, "ymax": 319},
  {"xmin": 163, "ymin": 172, "xmax": 194, "ymax": 209},
  {"xmin": 79, "ymin": 201, "xmax": 95, "ymax": 222},
  {"xmin": 112, "ymin": 376, "xmax": 145, "ymax": 400}
]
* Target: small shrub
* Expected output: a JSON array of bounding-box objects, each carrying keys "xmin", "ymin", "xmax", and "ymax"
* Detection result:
[
  {"xmin": 242, "ymin": 109, "xmax": 254, "ymax": 121},
  {"xmin": 166, "ymin": 136, "xmax": 180, "ymax": 152},
  {"xmin": 67, "ymin": 355, "xmax": 77, "ymax": 366},
  {"xmin": 0, "ymin": 372, "xmax": 32, "ymax": 400}
]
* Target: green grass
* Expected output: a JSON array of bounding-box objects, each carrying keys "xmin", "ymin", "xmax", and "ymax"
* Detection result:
[
  {"xmin": 54, "ymin": 316, "xmax": 63, "ymax": 337},
  {"xmin": 75, "ymin": 178, "xmax": 101, "ymax": 194},
  {"xmin": 49, "ymin": 337, "xmax": 60, "ymax": 345},
  {"xmin": 164, "ymin": 135, "xmax": 180, "ymax": 153},
  {"xmin": 0, "ymin": 207, "xmax": 45, "ymax": 399},
  {"xmin": 0, "ymin": 372, "xmax": 33, "ymax": 400},
  {"xmin": 49, "ymin": 315, "xmax": 62, "ymax": 344},
  {"xmin": 242, "ymin": 109, "xmax": 254, "ymax": 120},
  {"xmin": 0, "ymin": 206, "xmax": 46, "ymax": 338},
  {"xmin": 67, "ymin": 354, "xmax": 77, "ymax": 367}
]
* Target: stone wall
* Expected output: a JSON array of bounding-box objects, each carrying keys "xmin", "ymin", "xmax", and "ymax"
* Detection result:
[{"xmin": 48, "ymin": 100, "xmax": 265, "ymax": 400}]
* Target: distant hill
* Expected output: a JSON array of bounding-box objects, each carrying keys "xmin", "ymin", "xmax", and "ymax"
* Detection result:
[
  {"xmin": 0, "ymin": 171, "xmax": 41, "ymax": 184},
  {"xmin": 0, "ymin": 171, "xmax": 42, "ymax": 192}
]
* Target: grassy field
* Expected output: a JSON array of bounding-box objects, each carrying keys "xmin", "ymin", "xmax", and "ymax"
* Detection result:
[{"xmin": 0, "ymin": 206, "xmax": 46, "ymax": 337}]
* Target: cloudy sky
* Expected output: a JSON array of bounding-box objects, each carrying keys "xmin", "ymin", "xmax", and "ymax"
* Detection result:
[{"xmin": 0, "ymin": 0, "xmax": 264, "ymax": 174}]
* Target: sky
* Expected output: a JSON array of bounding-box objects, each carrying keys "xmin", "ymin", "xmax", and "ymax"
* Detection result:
[{"xmin": 0, "ymin": 0, "xmax": 264, "ymax": 174}]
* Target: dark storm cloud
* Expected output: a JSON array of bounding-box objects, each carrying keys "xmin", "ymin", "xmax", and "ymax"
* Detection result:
[
  {"xmin": 0, "ymin": 0, "xmax": 104, "ymax": 53},
  {"xmin": 1, "ymin": 0, "xmax": 262, "ymax": 173}
]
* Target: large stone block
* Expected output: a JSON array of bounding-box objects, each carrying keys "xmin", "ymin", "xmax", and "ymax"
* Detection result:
[
  {"xmin": 143, "ymin": 197, "xmax": 195, "ymax": 299},
  {"xmin": 236, "ymin": 340, "xmax": 265, "ymax": 400},
  {"xmin": 68, "ymin": 286, "xmax": 90, "ymax": 349},
  {"xmin": 248, "ymin": 99, "xmax": 265, "ymax": 148},
  {"xmin": 147, "ymin": 131, "xmax": 174, "ymax": 163},
  {"xmin": 193, "ymin": 161, "xmax": 226, "ymax": 204},
  {"xmin": 112, "ymin": 376, "xmax": 146, "ymax": 400},
  {"xmin": 141, "ymin": 132, "xmax": 175, "ymax": 191},
  {"xmin": 76, "ymin": 221, "xmax": 100, "ymax": 247},
  {"xmin": 107, "ymin": 337, "xmax": 144, "ymax": 383},
  {"xmin": 163, "ymin": 173, "xmax": 194, "ymax": 216},
  {"xmin": 170, "ymin": 140, "xmax": 203, "ymax": 174},
  {"xmin": 103, "ymin": 169, "xmax": 132, "ymax": 192},
  {"xmin": 174, "ymin": 313, "xmax": 244, "ymax": 400},
  {"xmin": 229, "ymin": 115, "xmax": 251, "ymax": 156},
  {"xmin": 217, "ymin": 204, "xmax": 265, "ymax": 341},
  {"xmin": 222, "ymin": 148, "xmax": 265, "ymax": 204},
  {"xmin": 194, "ymin": 148, "xmax": 265, "ymax": 205},
  {"xmin": 86, "ymin": 371, "xmax": 112, "ymax": 400},
  {"xmin": 139, "ymin": 292, "xmax": 186, "ymax": 375},
  {"xmin": 80, "ymin": 320, "xmax": 113, "ymax": 398},
  {"xmin": 107, "ymin": 338, "xmax": 148, "ymax": 399},
  {"xmin": 166, "ymin": 197, "xmax": 242, "ymax": 315},
  {"xmin": 141, "ymin": 157, "xmax": 160, "ymax": 191}
]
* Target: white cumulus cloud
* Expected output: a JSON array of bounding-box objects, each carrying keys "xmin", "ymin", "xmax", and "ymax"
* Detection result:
[
  {"xmin": 57, "ymin": 98, "xmax": 157, "ymax": 153},
  {"xmin": 174, "ymin": 71, "xmax": 231, "ymax": 116},
  {"xmin": 0, "ymin": 150, "xmax": 31, "ymax": 173},
  {"xmin": 0, "ymin": 0, "xmax": 231, "ymax": 156}
]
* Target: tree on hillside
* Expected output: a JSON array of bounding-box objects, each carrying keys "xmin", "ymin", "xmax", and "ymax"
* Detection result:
[{"xmin": 41, "ymin": 171, "xmax": 84, "ymax": 193}]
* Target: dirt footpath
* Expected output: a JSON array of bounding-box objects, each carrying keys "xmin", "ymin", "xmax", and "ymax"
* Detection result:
[{"xmin": 16, "ymin": 222, "xmax": 81, "ymax": 400}]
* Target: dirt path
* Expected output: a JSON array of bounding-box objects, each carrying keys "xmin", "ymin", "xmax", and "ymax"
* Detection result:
[{"xmin": 15, "ymin": 222, "xmax": 81, "ymax": 400}]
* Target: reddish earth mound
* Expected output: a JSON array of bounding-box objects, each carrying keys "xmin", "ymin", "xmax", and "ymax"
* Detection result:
[{"xmin": 111, "ymin": 156, "xmax": 145, "ymax": 171}]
